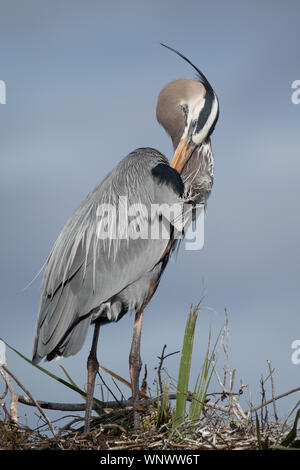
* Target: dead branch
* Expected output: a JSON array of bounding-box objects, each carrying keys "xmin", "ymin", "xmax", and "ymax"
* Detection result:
[
  {"xmin": 246, "ymin": 386, "xmax": 300, "ymax": 414},
  {"xmin": 1, "ymin": 364, "xmax": 56, "ymax": 437},
  {"xmin": 0, "ymin": 350, "xmax": 18, "ymax": 423},
  {"xmin": 267, "ymin": 359, "xmax": 278, "ymax": 423},
  {"xmin": 18, "ymin": 392, "xmax": 228, "ymax": 414},
  {"xmin": 156, "ymin": 345, "xmax": 180, "ymax": 397}
]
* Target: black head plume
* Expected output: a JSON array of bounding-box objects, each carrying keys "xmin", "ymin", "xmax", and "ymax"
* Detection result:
[{"xmin": 160, "ymin": 43, "xmax": 214, "ymax": 93}]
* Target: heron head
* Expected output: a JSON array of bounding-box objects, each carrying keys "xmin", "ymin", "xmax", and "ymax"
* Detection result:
[{"xmin": 156, "ymin": 44, "xmax": 219, "ymax": 174}]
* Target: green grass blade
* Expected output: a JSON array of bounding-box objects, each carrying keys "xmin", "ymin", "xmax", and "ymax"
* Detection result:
[
  {"xmin": 56, "ymin": 361, "xmax": 81, "ymax": 390},
  {"xmin": 188, "ymin": 330, "xmax": 211, "ymax": 419},
  {"xmin": 188, "ymin": 328, "xmax": 220, "ymax": 421},
  {"xmin": 280, "ymin": 408, "xmax": 300, "ymax": 447},
  {"xmin": 0, "ymin": 337, "xmax": 85, "ymax": 397},
  {"xmin": 0, "ymin": 337, "xmax": 102, "ymax": 407},
  {"xmin": 173, "ymin": 304, "xmax": 199, "ymax": 427}
]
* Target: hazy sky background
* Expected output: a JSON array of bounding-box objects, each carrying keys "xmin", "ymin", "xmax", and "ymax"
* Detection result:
[{"xmin": 0, "ymin": 0, "xmax": 300, "ymax": 429}]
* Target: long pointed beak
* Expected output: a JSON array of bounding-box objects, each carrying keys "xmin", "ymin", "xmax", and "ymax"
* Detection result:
[{"xmin": 171, "ymin": 138, "xmax": 195, "ymax": 173}]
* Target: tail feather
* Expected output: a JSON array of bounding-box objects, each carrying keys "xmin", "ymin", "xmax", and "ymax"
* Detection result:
[{"xmin": 32, "ymin": 282, "xmax": 91, "ymax": 363}]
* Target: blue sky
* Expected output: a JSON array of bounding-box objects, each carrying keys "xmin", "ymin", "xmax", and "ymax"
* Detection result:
[{"xmin": 0, "ymin": 0, "xmax": 300, "ymax": 429}]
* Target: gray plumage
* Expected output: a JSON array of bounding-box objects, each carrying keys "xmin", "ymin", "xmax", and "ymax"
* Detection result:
[
  {"xmin": 32, "ymin": 149, "xmax": 184, "ymax": 363},
  {"xmin": 181, "ymin": 139, "xmax": 214, "ymax": 204},
  {"xmin": 33, "ymin": 105, "xmax": 216, "ymax": 364}
]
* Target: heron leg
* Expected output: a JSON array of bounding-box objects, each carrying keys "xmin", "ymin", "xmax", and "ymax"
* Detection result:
[
  {"xmin": 84, "ymin": 322, "xmax": 100, "ymax": 434},
  {"xmin": 129, "ymin": 307, "xmax": 144, "ymax": 428}
]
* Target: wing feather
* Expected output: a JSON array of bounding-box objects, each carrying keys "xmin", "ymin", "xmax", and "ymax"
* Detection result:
[{"xmin": 33, "ymin": 148, "xmax": 183, "ymax": 363}]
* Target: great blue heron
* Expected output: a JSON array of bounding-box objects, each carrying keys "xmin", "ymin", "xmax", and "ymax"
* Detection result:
[{"xmin": 32, "ymin": 44, "xmax": 219, "ymax": 433}]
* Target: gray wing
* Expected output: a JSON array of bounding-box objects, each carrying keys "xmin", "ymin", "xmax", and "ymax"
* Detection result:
[{"xmin": 32, "ymin": 148, "xmax": 184, "ymax": 363}]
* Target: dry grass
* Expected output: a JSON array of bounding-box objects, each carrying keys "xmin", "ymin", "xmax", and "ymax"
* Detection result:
[
  {"xmin": 0, "ymin": 401, "xmax": 291, "ymax": 451},
  {"xmin": 0, "ymin": 359, "xmax": 298, "ymax": 451},
  {"xmin": 1, "ymin": 307, "xmax": 299, "ymax": 451}
]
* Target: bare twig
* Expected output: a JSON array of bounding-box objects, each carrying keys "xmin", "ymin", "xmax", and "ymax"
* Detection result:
[
  {"xmin": 222, "ymin": 308, "xmax": 229, "ymax": 389},
  {"xmin": 228, "ymin": 369, "xmax": 236, "ymax": 416},
  {"xmin": 0, "ymin": 366, "xmax": 11, "ymax": 421},
  {"xmin": 0, "ymin": 397, "xmax": 12, "ymax": 421},
  {"xmin": 157, "ymin": 344, "xmax": 167, "ymax": 397},
  {"xmin": 1, "ymin": 365, "xmax": 56, "ymax": 437},
  {"xmin": 212, "ymin": 364, "xmax": 242, "ymax": 420},
  {"xmin": 156, "ymin": 345, "xmax": 179, "ymax": 398},
  {"xmin": 267, "ymin": 360, "xmax": 278, "ymax": 423},
  {"xmin": 260, "ymin": 374, "xmax": 267, "ymax": 429},
  {"xmin": 0, "ymin": 379, "xmax": 8, "ymax": 400},
  {"xmin": 246, "ymin": 386, "xmax": 300, "ymax": 414},
  {"xmin": 0, "ymin": 350, "xmax": 18, "ymax": 424},
  {"xmin": 247, "ymin": 383, "xmax": 254, "ymax": 416},
  {"xmin": 18, "ymin": 392, "xmax": 228, "ymax": 414},
  {"xmin": 97, "ymin": 371, "xmax": 124, "ymax": 409},
  {"xmin": 17, "ymin": 383, "xmax": 300, "ymax": 420},
  {"xmin": 18, "ymin": 395, "xmax": 92, "ymax": 411},
  {"xmin": 111, "ymin": 378, "xmax": 126, "ymax": 404}
]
